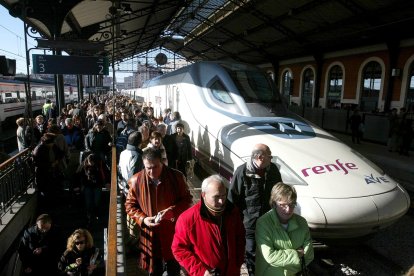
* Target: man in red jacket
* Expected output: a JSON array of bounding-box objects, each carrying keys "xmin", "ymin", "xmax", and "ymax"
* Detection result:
[{"xmin": 172, "ymin": 174, "xmax": 245, "ymax": 276}]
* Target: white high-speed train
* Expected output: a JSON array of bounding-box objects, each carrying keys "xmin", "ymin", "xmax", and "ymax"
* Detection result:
[{"xmin": 123, "ymin": 61, "xmax": 410, "ymax": 239}]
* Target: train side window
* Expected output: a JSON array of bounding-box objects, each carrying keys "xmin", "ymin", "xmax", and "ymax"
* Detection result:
[{"xmin": 210, "ymin": 80, "xmax": 234, "ymax": 104}]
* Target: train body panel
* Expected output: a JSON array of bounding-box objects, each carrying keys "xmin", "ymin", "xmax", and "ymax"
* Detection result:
[
  {"xmin": 0, "ymin": 78, "xmax": 78, "ymax": 122},
  {"xmin": 123, "ymin": 61, "xmax": 410, "ymax": 238}
]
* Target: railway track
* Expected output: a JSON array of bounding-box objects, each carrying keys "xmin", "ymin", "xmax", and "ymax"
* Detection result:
[
  {"xmin": 312, "ymin": 213, "xmax": 414, "ymax": 276},
  {"xmin": 312, "ymin": 242, "xmax": 405, "ymax": 275}
]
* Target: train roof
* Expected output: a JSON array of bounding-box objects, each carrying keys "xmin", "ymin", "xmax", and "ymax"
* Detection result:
[
  {"xmin": 143, "ymin": 61, "xmax": 265, "ymax": 88},
  {"xmin": 0, "ymin": 77, "xmax": 73, "ymax": 86}
]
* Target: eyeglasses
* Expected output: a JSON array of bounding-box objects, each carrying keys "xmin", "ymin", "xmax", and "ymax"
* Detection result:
[
  {"xmin": 75, "ymin": 240, "xmax": 85, "ymax": 245},
  {"xmin": 277, "ymin": 202, "xmax": 297, "ymax": 209},
  {"xmin": 258, "ymin": 154, "xmax": 273, "ymax": 159}
]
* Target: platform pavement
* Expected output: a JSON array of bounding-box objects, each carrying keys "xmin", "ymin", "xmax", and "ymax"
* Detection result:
[{"xmin": 331, "ymin": 132, "xmax": 414, "ymax": 192}]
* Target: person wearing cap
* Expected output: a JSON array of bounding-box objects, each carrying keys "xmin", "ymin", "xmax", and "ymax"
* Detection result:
[
  {"xmin": 118, "ymin": 131, "xmax": 143, "ymax": 195},
  {"xmin": 19, "ymin": 214, "xmax": 63, "ymax": 276}
]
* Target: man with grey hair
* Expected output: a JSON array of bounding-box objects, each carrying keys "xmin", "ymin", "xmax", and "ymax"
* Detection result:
[
  {"xmin": 172, "ymin": 175, "xmax": 245, "ymax": 275},
  {"xmin": 228, "ymin": 143, "xmax": 282, "ymax": 276},
  {"xmin": 98, "ymin": 113, "xmax": 114, "ymax": 138}
]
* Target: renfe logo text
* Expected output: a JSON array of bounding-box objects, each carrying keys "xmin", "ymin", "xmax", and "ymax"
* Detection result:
[{"xmin": 301, "ymin": 159, "xmax": 357, "ymax": 177}]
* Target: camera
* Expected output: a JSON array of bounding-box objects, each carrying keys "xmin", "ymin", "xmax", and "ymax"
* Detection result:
[{"xmin": 154, "ymin": 212, "xmax": 162, "ymax": 223}]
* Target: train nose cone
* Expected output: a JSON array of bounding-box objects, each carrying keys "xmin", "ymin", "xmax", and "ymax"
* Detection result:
[{"xmin": 308, "ymin": 185, "xmax": 410, "ymax": 239}]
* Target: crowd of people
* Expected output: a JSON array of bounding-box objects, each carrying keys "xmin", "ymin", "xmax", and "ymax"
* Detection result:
[
  {"xmin": 387, "ymin": 107, "xmax": 414, "ymax": 156},
  {"xmin": 15, "ymin": 95, "xmax": 413, "ymax": 276},
  {"xmin": 347, "ymin": 106, "xmax": 414, "ymax": 156}
]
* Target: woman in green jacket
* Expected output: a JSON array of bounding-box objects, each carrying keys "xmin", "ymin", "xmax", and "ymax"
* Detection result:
[{"xmin": 255, "ymin": 183, "xmax": 314, "ymax": 276}]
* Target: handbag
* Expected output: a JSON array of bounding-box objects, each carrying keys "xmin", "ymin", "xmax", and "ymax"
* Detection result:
[{"xmin": 299, "ymin": 255, "xmax": 310, "ymax": 276}]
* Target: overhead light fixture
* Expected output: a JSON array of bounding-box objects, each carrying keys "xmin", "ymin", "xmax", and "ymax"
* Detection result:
[{"xmin": 123, "ymin": 4, "xmax": 132, "ymax": 14}]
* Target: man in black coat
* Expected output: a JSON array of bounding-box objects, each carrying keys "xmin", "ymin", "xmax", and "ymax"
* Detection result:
[
  {"xmin": 228, "ymin": 143, "xmax": 282, "ymax": 276},
  {"xmin": 18, "ymin": 214, "xmax": 62, "ymax": 276}
]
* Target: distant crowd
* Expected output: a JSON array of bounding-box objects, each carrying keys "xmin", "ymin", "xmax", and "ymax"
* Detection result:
[{"xmin": 348, "ymin": 106, "xmax": 413, "ymax": 156}]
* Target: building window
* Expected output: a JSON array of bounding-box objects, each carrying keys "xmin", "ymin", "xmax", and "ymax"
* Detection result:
[
  {"xmin": 360, "ymin": 61, "xmax": 382, "ymax": 112},
  {"xmin": 327, "ymin": 65, "xmax": 343, "ymax": 109},
  {"xmin": 281, "ymin": 70, "xmax": 292, "ymax": 105},
  {"xmin": 407, "ymin": 63, "xmax": 414, "ymax": 109},
  {"xmin": 301, "ymin": 68, "xmax": 314, "ymax": 107}
]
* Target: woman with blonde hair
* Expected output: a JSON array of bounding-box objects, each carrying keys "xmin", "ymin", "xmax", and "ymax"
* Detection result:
[
  {"xmin": 58, "ymin": 228, "xmax": 100, "ymax": 275},
  {"xmin": 255, "ymin": 182, "xmax": 314, "ymax": 276}
]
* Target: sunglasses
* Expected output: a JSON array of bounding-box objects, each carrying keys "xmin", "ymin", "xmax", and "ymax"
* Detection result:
[{"xmin": 75, "ymin": 240, "xmax": 86, "ymax": 245}]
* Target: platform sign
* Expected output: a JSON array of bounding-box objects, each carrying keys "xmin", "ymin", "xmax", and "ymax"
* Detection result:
[{"xmin": 32, "ymin": 54, "xmax": 109, "ymax": 75}]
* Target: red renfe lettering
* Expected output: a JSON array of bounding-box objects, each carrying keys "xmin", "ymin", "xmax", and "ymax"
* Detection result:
[{"xmin": 301, "ymin": 159, "xmax": 358, "ymax": 177}]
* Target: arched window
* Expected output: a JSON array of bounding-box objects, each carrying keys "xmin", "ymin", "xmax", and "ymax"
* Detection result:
[
  {"xmin": 281, "ymin": 70, "xmax": 292, "ymax": 105},
  {"xmin": 301, "ymin": 68, "xmax": 314, "ymax": 107},
  {"xmin": 407, "ymin": 63, "xmax": 414, "ymax": 109},
  {"xmin": 327, "ymin": 65, "xmax": 343, "ymax": 108},
  {"xmin": 360, "ymin": 61, "xmax": 382, "ymax": 112}
]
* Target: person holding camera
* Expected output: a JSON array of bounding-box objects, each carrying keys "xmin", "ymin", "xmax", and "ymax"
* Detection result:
[
  {"xmin": 125, "ymin": 148, "xmax": 193, "ymax": 276},
  {"xmin": 172, "ymin": 175, "xmax": 245, "ymax": 276}
]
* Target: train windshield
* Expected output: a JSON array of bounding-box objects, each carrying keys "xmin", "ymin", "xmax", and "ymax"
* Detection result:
[{"xmin": 222, "ymin": 64, "xmax": 280, "ymax": 103}]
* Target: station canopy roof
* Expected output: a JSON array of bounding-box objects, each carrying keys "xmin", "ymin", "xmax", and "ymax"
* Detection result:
[{"xmin": 1, "ymin": 0, "xmax": 414, "ymax": 66}]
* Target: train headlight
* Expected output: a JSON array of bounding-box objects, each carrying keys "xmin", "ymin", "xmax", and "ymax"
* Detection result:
[{"xmin": 274, "ymin": 156, "xmax": 308, "ymax": 186}]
